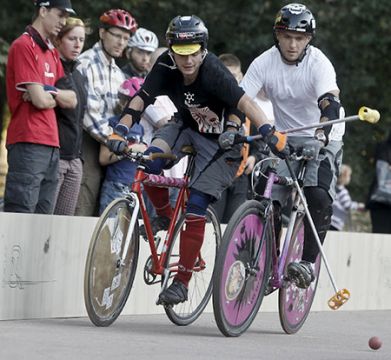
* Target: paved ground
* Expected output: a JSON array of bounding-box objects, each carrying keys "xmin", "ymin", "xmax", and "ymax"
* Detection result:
[{"xmin": 0, "ymin": 310, "xmax": 390, "ymax": 360}]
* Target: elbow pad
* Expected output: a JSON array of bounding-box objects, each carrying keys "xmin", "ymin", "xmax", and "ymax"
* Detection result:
[{"xmin": 317, "ymin": 93, "xmax": 341, "ymax": 137}]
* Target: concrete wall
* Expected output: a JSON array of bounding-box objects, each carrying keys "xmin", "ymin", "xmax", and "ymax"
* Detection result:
[{"xmin": 1, "ymin": 212, "xmax": 390, "ymax": 320}]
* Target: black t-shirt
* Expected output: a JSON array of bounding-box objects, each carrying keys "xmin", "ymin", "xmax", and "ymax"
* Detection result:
[{"xmin": 142, "ymin": 51, "xmax": 245, "ymax": 138}]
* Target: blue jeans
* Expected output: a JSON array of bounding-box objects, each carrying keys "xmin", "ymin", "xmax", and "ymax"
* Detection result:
[{"xmin": 99, "ymin": 180, "xmax": 131, "ymax": 215}]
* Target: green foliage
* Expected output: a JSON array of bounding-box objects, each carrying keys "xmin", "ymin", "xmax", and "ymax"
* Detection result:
[
  {"xmin": 0, "ymin": 0, "xmax": 390, "ymax": 201},
  {"xmin": 308, "ymin": 0, "xmax": 391, "ymax": 202}
]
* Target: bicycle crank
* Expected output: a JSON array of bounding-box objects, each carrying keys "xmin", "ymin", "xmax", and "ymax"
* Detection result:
[{"xmin": 143, "ymin": 255, "xmax": 159, "ymax": 285}]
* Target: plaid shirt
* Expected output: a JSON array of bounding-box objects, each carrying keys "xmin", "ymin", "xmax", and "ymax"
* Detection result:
[{"xmin": 77, "ymin": 42, "xmax": 125, "ymax": 143}]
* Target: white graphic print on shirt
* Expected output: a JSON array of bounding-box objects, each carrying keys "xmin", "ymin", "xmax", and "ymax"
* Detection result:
[{"xmin": 184, "ymin": 91, "xmax": 223, "ymax": 134}]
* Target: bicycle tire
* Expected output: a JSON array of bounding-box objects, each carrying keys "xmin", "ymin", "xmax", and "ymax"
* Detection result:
[
  {"xmin": 163, "ymin": 206, "xmax": 221, "ymax": 326},
  {"xmin": 213, "ymin": 200, "xmax": 272, "ymax": 337},
  {"xmin": 278, "ymin": 217, "xmax": 321, "ymax": 334},
  {"xmin": 84, "ymin": 197, "xmax": 140, "ymax": 326}
]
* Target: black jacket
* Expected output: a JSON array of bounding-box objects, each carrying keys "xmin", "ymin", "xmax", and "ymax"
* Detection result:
[
  {"xmin": 55, "ymin": 59, "xmax": 87, "ymax": 160},
  {"xmin": 366, "ymin": 134, "xmax": 391, "ymax": 209}
]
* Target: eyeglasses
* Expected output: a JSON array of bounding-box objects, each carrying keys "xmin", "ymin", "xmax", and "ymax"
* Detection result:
[{"xmin": 106, "ymin": 29, "xmax": 130, "ymax": 43}]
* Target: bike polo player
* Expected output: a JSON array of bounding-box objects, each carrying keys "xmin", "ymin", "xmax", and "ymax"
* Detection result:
[
  {"xmin": 106, "ymin": 15, "xmax": 288, "ymax": 305},
  {"xmin": 241, "ymin": 3, "xmax": 345, "ymax": 288}
]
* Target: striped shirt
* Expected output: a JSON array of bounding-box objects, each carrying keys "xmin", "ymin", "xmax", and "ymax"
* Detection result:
[
  {"xmin": 331, "ymin": 185, "xmax": 360, "ymax": 231},
  {"xmin": 77, "ymin": 41, "xmax": 125, "ymax": 143}
]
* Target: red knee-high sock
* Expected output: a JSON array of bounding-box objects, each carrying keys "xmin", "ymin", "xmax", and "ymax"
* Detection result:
[
  {"xmin": 176, "ymin": 215, "xmax": 206, "ymax": 287},
  {"xmin": 143, "ymin": 185, "xmax": 172, "ymax": 218}
]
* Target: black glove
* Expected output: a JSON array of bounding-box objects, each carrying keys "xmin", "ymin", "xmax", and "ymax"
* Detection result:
[
  {"xmin": 258, "ymin": 124, "xmax": 289, "ymax": 159},
  {"xmin": 106, "ymin": 124, "xmax": 129, "ymax": 155},
  {"xmin": 218, "ymin": 131, "xmax": 239, "ymax": 150},
  {"xmin": 301, "ymin": 138, "xmax": 324, "ymax": 160}
]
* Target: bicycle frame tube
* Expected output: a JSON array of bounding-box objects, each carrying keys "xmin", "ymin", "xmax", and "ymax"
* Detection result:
[
  {"xmin": 277, "ymin": 190, "xmax": 300, "ymax": 279},
  {"xmin": 157, "ymin": 185, "xmax": 188, "ymax": 269},
  {"xmin": 250, "ymin": 171, "xmax": 277, "ymax": 270},
  {"xmin": 133, "ymin": 154, "xmax": 195, "ymax": 276}
]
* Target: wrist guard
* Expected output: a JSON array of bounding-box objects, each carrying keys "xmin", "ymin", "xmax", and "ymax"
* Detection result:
[
  {"xmin": 225, "ymin": 120, "xmax": 241, "ymax": 131},
  {"xmin": 113, "ymin": 123, "xmax": 129, "ymax": 138},
  {"xmin": 122, "ymin": 107, "xmax": 142, "ymax": 124}
]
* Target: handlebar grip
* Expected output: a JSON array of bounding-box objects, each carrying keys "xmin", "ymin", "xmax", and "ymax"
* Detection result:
[
  {"xmin": 358, "ymin": 106, "xmax": 380, "ymax": 123},
  {"xmin": 149, "ymin": 153, "xmax": 177, "ymax": 161},
  {"xmin": 234, "ymin": 134, "xmax": 250, "ymax": 144}
]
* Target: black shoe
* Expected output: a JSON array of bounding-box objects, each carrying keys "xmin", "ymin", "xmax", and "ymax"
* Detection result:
[
  {"xmin": 287, "ymin": 260, "xmax": 315, "ymax": 289},
  {"xmin": 140, "ymin": 215, "xmax": 170, "ymax": 238},
  {"xmin": 158, "ymin": 280, "xmax": 188, "ymax": 306}
]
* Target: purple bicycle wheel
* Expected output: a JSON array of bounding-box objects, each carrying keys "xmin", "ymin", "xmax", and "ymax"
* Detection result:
[
  {"xmin": 278, "ymin": 218, "xmax": 321, "ymax": 334},
  {"xmin": 213, "ymin": 200, "xmax": 271, "ymax": 337}
]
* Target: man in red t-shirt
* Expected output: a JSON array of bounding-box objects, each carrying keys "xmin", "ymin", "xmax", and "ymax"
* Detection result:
[{"xmin": 5, "ymin": 0, "xmax": 77, "ymax": 213}]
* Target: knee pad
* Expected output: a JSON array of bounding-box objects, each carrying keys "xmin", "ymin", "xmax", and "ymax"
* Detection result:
[
  {"xmin": 144, "ymin": 146, "xmax": 166, "ymax": 175},
  {"xmin": 186, "ymin": 189, "xmax": 213, "ymax": 217},
  {"xmin": 304, "ymin": 186, "xmax": 332, "ymax": 237}
]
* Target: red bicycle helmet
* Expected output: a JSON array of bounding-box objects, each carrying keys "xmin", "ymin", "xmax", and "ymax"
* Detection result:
[{"xmin": 99, "ymin": 9, "xmax": 138, "ymax": 34}]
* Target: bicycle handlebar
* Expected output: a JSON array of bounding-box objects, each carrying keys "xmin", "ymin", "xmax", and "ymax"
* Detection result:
[{"xmin": 124, "ymin": 150, "xmax": 177, "ymax": 163}]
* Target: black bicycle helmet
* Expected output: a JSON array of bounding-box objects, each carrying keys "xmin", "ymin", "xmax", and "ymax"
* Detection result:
[
  {"xmin": 166, "ymin": 15, "xmax": 208, "ymax": 53},
  {"xmin": 273, "ymin": 3, "xmax": 315, "ymax": 36},
  {"xmin": 273, "ymin": 3, "xmax": 315, "ymax": 64}
]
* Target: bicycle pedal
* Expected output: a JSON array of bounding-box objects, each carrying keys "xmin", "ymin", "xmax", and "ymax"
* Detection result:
[
  {"xmin": 282, "ymin": 275, "xmax": 294, "ymax": 287},
  {"xmin": 155, "ymin": 297, "xmax": 172, "ymax": 307}
]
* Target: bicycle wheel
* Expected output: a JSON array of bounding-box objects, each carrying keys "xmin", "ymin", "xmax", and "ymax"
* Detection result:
[
  {"xmin": 278, "ymin": 216, "xmax": 321, "ymax": 334},
  {"xmin": 163, "ymin": 206, "xmax": 221, "ymax": 326},
  {"xmin": 84, "ymin": 197, "xmax": 140, "ymax": 326},
  {"xmin": 213, "ymin": 200, "xmax": 272, "ymax": 337}
]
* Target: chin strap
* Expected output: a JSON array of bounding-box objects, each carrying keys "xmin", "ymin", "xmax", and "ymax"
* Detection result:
[
  {"xmin": 167, "ymin": 47, "xmax": 208, "ymax": 69},
  {"xmin": 276, "ymin": 43, "xmax": 309, "ymax": 66}
]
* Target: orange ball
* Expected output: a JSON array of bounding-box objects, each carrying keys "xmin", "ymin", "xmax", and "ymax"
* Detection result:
[{"xmin": 368, "ymin": 336, "xmax": 382, "ymax": 350}]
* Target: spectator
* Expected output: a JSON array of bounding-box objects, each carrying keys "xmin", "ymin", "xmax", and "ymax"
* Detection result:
[
  {"xmin": 4, "ymin": 0, "xmax": 77, "ymax": 214},
  {"xmin": 212, "ymin": 53, "xmax": 262, "ymax": 223},
  {"xmin": 122, "ymin": 28, "xmax": 159, "ymax": 78},
  {"xmin": 75, "ymin": 9, "xmax": 137, "ymax": 216},
  {"xmin": 330, "ymin": 164, "xmax": 364, "ymax": 231},
  {"xmin": 52, "ymin": 17, "xmax": 88, "ymax": 215},
  {"xmin": 99, "ymin": 77, "xmax": 146, "ymax": 214},
  {"xmin": 366, "ymin": 132, "xmax": 391, "ymax": 233}
]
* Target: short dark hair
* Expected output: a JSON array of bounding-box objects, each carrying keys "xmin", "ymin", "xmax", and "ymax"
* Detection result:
[{"xmin": 218, "ymin": 53, "xmax": 241, "ymax": 69}]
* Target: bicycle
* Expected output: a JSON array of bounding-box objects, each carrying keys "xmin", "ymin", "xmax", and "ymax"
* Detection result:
[
  {"xmin": 212, "ymin": 142, "xmax": 349, "ymax": 337},
  {"xmin": 212, "ymin": 106, "xmax": 380, "ymax": 337},
  {"xmin": 84, "ymin": 146, "xmax": 221, "ymax": 327}
]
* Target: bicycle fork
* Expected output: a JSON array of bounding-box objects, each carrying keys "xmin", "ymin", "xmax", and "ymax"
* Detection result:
[{"xmin": 120, "ymin": 193, "xmax": 140, "ymax": 266}]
